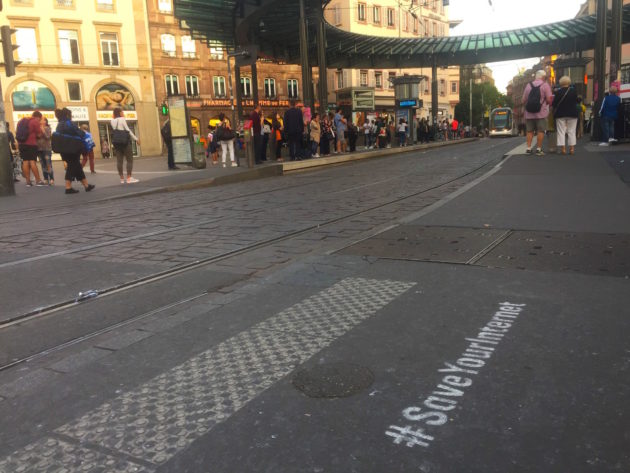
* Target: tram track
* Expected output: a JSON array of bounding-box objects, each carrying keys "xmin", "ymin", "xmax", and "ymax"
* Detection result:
[{"xmin": 0, "ymin": 152, "xmax": 506, "ymax": 374}]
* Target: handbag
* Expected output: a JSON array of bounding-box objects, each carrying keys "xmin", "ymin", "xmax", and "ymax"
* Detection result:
[
  {"xmin": 111, "ymin": 119, "xmax": 130, "ymax": 148},
  {"xmin": 51, "ymin": 132, "xmax": 84, "ymax": 155}
]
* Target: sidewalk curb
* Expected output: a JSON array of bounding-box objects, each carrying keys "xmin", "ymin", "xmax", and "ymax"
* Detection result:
[
  {"xmin": 90, "ymin": 138, "xmax": 478, "ymax": 202},
  {"xmin": 282, "ymin": 138, "xmax": 479, "ymax": 172}
]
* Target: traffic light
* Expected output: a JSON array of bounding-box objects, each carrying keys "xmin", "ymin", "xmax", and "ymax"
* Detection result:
[
  {"xmin": 1, "ymin": 25, "xmax": 21, "ymax": 77},
  {"xmin": 160, "ymin": 102, "xmax": 169, "ymax": 115}
]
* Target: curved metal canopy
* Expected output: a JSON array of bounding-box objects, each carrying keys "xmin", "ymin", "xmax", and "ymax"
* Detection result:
[{"xmin": 173, "ymin": 0, "xmax": 630, "ymax": 68}]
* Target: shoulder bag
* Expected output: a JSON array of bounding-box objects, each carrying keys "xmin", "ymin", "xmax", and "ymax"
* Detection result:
[{"xmin": 111, "ymin": 119, "xmax": 130, "ymax": 149}]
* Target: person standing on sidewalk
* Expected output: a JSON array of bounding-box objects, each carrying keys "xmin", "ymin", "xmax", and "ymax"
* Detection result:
[
  {"xmin": 80, "ymin": 124, "xmax": 96, "ymax": 173},
  {"xmin": 37, "ymin": 117, "xmax": 53, "ymax": 185},
  {"xmin": 309, "ymin": 112, "xmax": 321, "ymax": 158},
  {"xmin": 598, "ymin": 86, "xmax": 621, "ymax": 146},
  {"xmin": 334, "ymin": 108, "xmax": 347, "ymax": 154},
  {"xmin": 522, "ymin": 70, "xmax": 553, "ymax": 156},
  {"xmin": 55, "ymin": 108, "xmax": 94, "ymax": 194},
  {"xmin": 249, "ymin": 104, "xmax": 263, "ymax": 164},
  {"xmin": 16, "ymin": 111, "xmax": 46, "ymax": 187},
  {"xmin": 161, "ymin": 119, "xmax": 179, "ymax": 170},
  {"xmin": 552, "ymin": 76, "xmax": 579, "ymax": 155},
  {"xmin": 272, "ymin": 113, "xmax": 284, "ymax": 162},
  {"xmin": 111, "ymin": 107, "xmax": 140, "ymax": 183},
  {"xmin": 217, "ymin": 113, "xmax": 237, "ymax": 167},
  {"xmin": 283, "ymin": 101, "xmax": 304, "ymax": 161}
]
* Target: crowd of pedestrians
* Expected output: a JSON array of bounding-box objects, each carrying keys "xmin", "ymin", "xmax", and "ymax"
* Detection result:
[{"xmin": 520, "ymin": 69, "xmax": 623, "ymax": 156}]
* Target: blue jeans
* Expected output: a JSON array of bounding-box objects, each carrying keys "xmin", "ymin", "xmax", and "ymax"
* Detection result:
[
  {"xmin": 38, "ymin": 150, "xmax": 53, "ymax": 182},
  {"xmin": 600, "ymin": 117, "xmax": 615, "ymax": 142},
  {"xmin": 398, "ymin": 132, "xmax": 406, "ymax": 146},
  {"xmin": 311, "ymin": 140, "xmax": 319, "ymax": 156}
]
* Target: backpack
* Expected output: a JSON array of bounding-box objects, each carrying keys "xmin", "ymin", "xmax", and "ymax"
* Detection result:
[
  {"xmin": 525, "ymin": 82, "xmax": 543, "ymax": 113},
  {"xmin": 16, "ymin": 118, "xmax": 31, "ymax": 143}
]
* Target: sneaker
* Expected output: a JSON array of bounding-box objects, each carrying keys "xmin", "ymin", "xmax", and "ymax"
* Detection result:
[
  {"xmin": 535, "ymin": 149, "xmax": 545, "ymax": 156},
  {"xmin": 609, "ymin": 138, "xmax": 618, "ymax": 143},
  {"xmin": 36, "ymin": 181, "xmax": 47, "ymax": 186},
  {"xmin": 599, "ymin": 142, "xmax": 609, "ymax": 147},
  {"xmin": 525, "ymin": 148, "xmax": 532, "ymax": 154},
  {"xmin": 85, "ymin": 184, "xmax": 95, "ymax": 192},
  {"xmin": 313, "ymin": 154, "xmax": 320, "ymax": 158},
  {"xmin": 127, "ymin": 177, "xmax": 139, "ymax": 183},
  {"xmin": 231, "ymin": 162, "xmax": 238, "ymax": 167},
  {"xmin": 25, "ymin": 182, "xmax": 33, "ymax": 187},
  {"xmin": 120, "ymin": 178, "xmax": 126, "ymax": 184},
  {"xmin": 65, "ymin": 188, "xmax": 79, "ymax": 194},
  {"xmin": 49, "ymin": 180, "xmax": 54, "ymax": 186}
]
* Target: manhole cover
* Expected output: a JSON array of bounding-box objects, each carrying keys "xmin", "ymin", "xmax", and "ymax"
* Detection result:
[{"xmin": 292, "ymin": 362, "xmax": 374, "ymax": 398}]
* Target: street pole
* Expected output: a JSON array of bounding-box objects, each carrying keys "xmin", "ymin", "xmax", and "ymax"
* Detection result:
[
  {"xmin": 469, "ymin": 71, "xmax": 473, "ymax": 129},
  {"xmin": 316, "ymin": 8, "xmax": 328, "ymax": 118},
  {"xmin": 431, "ymin": 57, "xmax": 438, "ymax": 130},
  {"xmin": 592, "ymin": 0, "xmax": 607, "ymax": 141},
  {"xmin": 0, "ymin": 79, "xmax": 15, "ymax": 197},
  {"xmin": 227, "ymin": 54, "xmax": 236, "ymax": 131}
]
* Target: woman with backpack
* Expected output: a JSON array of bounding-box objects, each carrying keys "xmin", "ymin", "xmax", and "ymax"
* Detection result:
[
  {"xmin": 111, "ymin": 107, "xmax": 140, "ymax": 183},
  {"xmin": 55, "ymin": 108, "xmax": 95, "ymax": 194}
]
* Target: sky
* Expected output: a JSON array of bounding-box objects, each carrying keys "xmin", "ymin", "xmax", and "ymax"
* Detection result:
[{"xmin": 448, "ymin": 0, "xmax": 586, "ymax": 92}]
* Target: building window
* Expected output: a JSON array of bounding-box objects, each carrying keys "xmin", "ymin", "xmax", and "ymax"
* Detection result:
[
  {"xmin": 360, "ymin": 70, "xmax": 368, "ymax": 87},
  {"xmin": 181, "ymin": 35, "xmax": 195, "ymax": 58},
  {"xmin": 424, "ymin": 19, "xmax": 429, "ymax": 36},
  {"xmin": 402, "ymin": 12, "xmax": 409, "ymax": 32},
  {"xmin": 413, "ymin": 17, "xmax": 418, "ymax": 34},
  {"xmin": 58, "ymin": 30, "xmax": 80, "ymax": 65},
  {"xmin": 55, "ymin": 0, "xmax": 74, "ymax": 7},
  {"xmin": 373, "ymin": 6, "xmax": 381, "ymax": 24},
  {"xmin": 161, "ymin": 34, "xmax": 176, "ymax": 57},
  {"xmin": 439, "ymin": 79, "xmax": 446, "ymax": 96},
  {"xmin": 264, "ymin": 78, "xmax": 276, "ymax": 98},
  {"xmin": 621, "ymin": 64, "xmax": 630, "ymax": 84},
  {"xmin": 158, "ymin": 0, "xmax": 172, "ymax": 13},
  {"xmin": 165, "ymin": 74, "xmax": 179, "ymax": 95},
  {"xmin": 375, "ymin": 71, "xmax": 383, "ymax": 89},
  {"xmin": 185, "ymin": 75, "xmax": 199, "ymax": 96},
  {"xmin": 241, "ymin": 77, "xmax": 252, "ymax": 97},
  {"xmin": 287, "ymin": 79, "xmax": 299, "ymax": 99},
  {"xmin": 357, "ymin": 3, "xmax": 366, "ymax": 22},
  {"xmin": 16, "ymin": 28, "xmax": 38, "ymax": 64},
  {"xmin": 451, "ymin": 81, "xmax": 458, "ymax": 94},
  {"xmin": 388, "ymin": 72, "xmax": 396, "ymax": 89},
  {"xmin": 96, "ymin": 0, "xmax": 114, "ymax": 11},
  {"xmin": 67, "ymin": 81, "xmax": 82, "ymax": 101},
  {"xmin": 210, "ymin": 47, "xmax": 223, "ymax": 60},
  {"xmin": 100, "ymin": 32, "xmax": 119, "ymax": 66},
  {"xmin": 213, "ymin": 76, "xmax": 226, "ymax": 97},
  {"xmin": 333, "ymin": 5, "xmax": 342, "ymax": 25},
  {"xmin": 387, "ymin": 8, "xmax": 395, "ymax": 27},
  {"xmin": 336, "ymin": 70, "xmax": 343, "ymax": 89}
]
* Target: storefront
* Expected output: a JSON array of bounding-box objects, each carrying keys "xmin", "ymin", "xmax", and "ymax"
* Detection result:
[{"xmin": 96, "ymin": 83, "xmax": 140, "ymax": 157}]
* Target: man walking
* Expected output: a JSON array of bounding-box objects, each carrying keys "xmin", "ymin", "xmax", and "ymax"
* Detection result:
[
  {"xmin": 283, "ymin": 101, "xmax": 304, "ymax": 161},
  {"xmin": 598, "ymin": 86, "xmax": 621, "ymax": 146},
  {"xmin": 522, "ymin": 70, "xmax": 553, "ymax": 156}
]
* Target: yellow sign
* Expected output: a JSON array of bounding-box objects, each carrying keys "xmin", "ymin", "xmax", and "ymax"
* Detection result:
[{"xmin": 97, "ymin": 110, "xmax": 137, "ymax": 121}]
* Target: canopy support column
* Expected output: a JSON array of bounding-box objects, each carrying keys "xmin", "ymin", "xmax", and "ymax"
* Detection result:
[
  {"xmin": 592, "ymin": 0, "xmax": 607, "ymax": 141},
  {"xmin": 317, "ymin": 7, "xmax": 328, "ymax": 117},
  {"xmin": 610, "ymin": 0, "xmax": 623, "ymax": 82},
  {"xmin": 299, "ymin": 0, "xmax": 312, "ymax": 107}
]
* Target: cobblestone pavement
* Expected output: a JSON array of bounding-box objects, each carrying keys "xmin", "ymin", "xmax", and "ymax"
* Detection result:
[{"xmin": 1, "ymin": 139, "xmax": 514, "ymax": 278}]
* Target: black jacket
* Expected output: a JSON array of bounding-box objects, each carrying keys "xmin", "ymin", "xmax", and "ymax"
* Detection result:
[
  {"xmin": 552, "ymin": 87, "xmax": 578, "ymax": 119},
  {"xmin": 283, "ymin": 107, "xmax": 303, "ymax": 136}
]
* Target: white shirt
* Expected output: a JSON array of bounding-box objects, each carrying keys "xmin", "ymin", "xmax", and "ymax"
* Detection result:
[{"xmin": 110, "ymin": 117, "xmax": 138, "ymax": 141}]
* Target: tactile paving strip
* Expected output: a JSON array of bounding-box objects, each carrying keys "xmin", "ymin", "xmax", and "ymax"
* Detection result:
[{"xmin": 1, "ymin": 278, "xmax": 414, "ymax": 471}]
